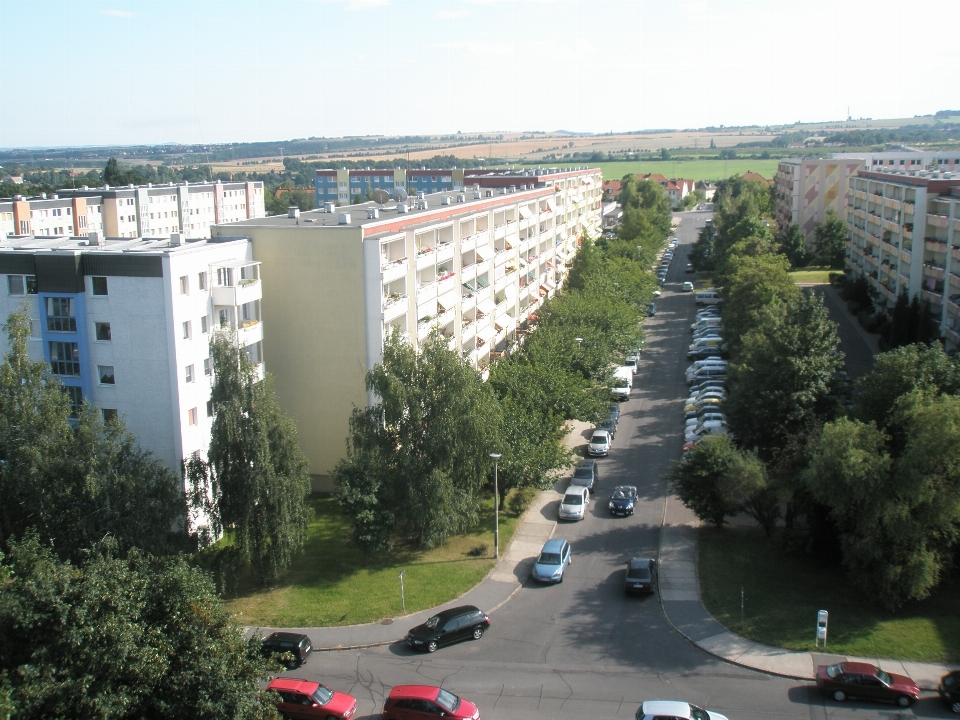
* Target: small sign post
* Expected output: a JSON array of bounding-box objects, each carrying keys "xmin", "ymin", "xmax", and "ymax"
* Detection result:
[
  {"xmin": 398, "ymin": 570, "xmax": 406, "ymax": 613},
  {"xmin": 816, "ymin": 610, "xmax": 828, "ymax": 647}
]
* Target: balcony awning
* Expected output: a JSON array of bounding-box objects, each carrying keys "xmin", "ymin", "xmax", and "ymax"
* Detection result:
[
  {"xmin": 546, "ymin": 198, "xmax": 557, "ymax": 213},
  {"xmin": 504, "ymin": 283, "xmax": 517, "ymax": 299},
  {"xmin": 437, "ymin": 290, "xmax": 458, "ymax": 313},
  {"xmin": 474, "ymin": 245, "xmax": 492, "ymax": 261},
  {"xmin": 476, "ymin": 326, "xmax": 497, "ymax": 343},
  {"xmin": 476, "ymin": 299, "xmax": 496, "ymax": 316},
  {"xmin": 518, "ymin": 206, "xmax": 532, "ymax": 220},
  {"xmin": 475, "ymin": 275, "xmax": 490, "ymax": 288},
  {"xmin": 495, "ymin": 314, "xmax": 513, "ymax": 332},
  {"xmin": 518, "ymin": 256, "xmax": 527, "ymax": 267}
]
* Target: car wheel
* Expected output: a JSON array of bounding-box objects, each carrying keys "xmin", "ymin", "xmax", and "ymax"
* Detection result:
[
  {"xmin": 832, "ymin": 690, "xmax": 846, "ymax": 702},
  {"xmin": 896, "ymin": 695, "xmax": 913, "ymax": 708},
  {"xmin": 950, "ymin": 700, "xmax": 960, "ymax": 713},
  {"xmin": 472, "ymin": 626, "xmax": 484, "ymax": 640},
  {"xmin": 426, "ymin": 640, "xmax": 438, "ymax": 653}
]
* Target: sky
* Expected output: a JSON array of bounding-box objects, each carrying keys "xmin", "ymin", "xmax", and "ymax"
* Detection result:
[{"xmin": 1, "ymin": 0, "xmax": 959, "ymax": 149}]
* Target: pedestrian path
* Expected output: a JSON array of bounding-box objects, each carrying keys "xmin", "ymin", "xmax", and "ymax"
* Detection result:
[{"xmin": 657, "ymin": 493, "xmax": 958, "ymax": 688}]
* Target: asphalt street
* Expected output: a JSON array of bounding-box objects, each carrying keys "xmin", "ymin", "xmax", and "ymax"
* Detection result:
[{"xmin": 274, "ymin": 211, "xmax": 953, "ymax": 719}]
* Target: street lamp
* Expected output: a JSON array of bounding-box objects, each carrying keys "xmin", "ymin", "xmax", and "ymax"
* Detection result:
[
  {"xmin": 575, "ymin": 337, "xmax": 583, "ymax": 348},
  {"xmin": 489, "ymin": 452, "xmax": 502, "ymax": 559}
]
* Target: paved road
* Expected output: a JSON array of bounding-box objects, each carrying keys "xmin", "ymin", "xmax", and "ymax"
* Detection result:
[{"xmin": 272, "ymin": 211, "xmax": 954, "ymax": 719}]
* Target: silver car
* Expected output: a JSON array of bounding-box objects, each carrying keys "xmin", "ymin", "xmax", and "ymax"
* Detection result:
[{"xmin": 531, "ymin": 538, "xmax": 572, "ymax": 583}]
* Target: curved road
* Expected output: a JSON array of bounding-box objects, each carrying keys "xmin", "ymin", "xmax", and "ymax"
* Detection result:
[{"xmin": 275, "ymin": 212, "xmax": 950, "ymax": 719}]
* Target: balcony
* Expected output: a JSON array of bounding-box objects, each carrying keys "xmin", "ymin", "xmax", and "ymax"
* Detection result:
[
  {"xmin": 437, "ymin": 272, "xmax": 458, "ymax": 294},
  {"xmin": 436, "ymin": 242, "xmax": 455, "ymax": 264},
  {"xmin": 416, "ymin": 281, "xmax": 437, "ymax": 301},
  {"xmin": 416, "ymin": 249, "xmax": 437, "ymax": 272},
  {"xmin": 494, "ymin": 224, "xmax": 506, "ymax": 241},
  {"xmin": 882, "ymin": 240, "xmax": 898, "ymax": 256},
  {"xmin": 925, "ymin": 238, "xmax": 948, "ymax": 253},
  {"xmin": 237, "ymin": 320, "xmax": 263, "ymax": 347},
  {"xmin": 211, "ymin": 278, "xmax": 261, "ymax": 307},
  {"xmin": 382, "ymin": 294, "xmax": 409, "ymax": 322},
  {"xmin": 381, "ymin": 258, "xmax": 408, "ymax": 284},
  {"xmin": 461, "ymin": 234, "xmax": 476, "ymax": 253},
  {"xmin": 928, "ymin": 213, "xmax": 950, "ymax": 229},
  {"xmin": 924, "ymin": 264, "xmax": 945, "ymax": 282},
  {"xmin": 922, "ymin": 288, "xmax": 944, "ymax": 306}
]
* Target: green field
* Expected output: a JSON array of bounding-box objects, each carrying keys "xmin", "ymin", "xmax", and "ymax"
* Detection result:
[
  {"xmin": 699, "ymin": 526, "xmax": 960, "ymax": 663},
  {"xmin": 585, "ymin": 159, "xmax": 781, "ymax": 182},
  {"xmin": 789, "ymin": 268, "xmax": 832, "ymax": 284},
  {"xmin": 224, "ymin": 495, "xmax": 519, "ymax": 628}
]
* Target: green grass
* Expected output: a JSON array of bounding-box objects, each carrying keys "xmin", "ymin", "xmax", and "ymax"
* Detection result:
[
  {"xmin": 224, "ymin": 495, "xmax": 519, "ymax": 627},
  {"xmin": 789, "ymin": 267, "xmax": 832, "ymax": 284},
  {"xmin": 523, "ymin": 159, "xmax": 782, "ymax": 182},
  {"xmin": 699, "ymin": 526, "xmax": 960, "ymax": 663}
]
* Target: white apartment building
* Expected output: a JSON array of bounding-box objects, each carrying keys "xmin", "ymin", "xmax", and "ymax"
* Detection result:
[
  {"xmin": 213, "ymin": 167, "xmax": 603, "ymax": 488},
  {"xmin": 0, "ymin": 231, "xmax": 264, "ymax": 486},
  {"xmin": 1, "ymin": 179, "xmax": 265, "ymax": 241},
  {"xmin": 844, "ymin": 167, "xmax": 960, "ymax": 349}
]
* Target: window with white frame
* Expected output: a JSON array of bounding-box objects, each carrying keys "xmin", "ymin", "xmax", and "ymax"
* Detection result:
[
  {"xmin": 185, "ymin": 364, "xmax": 194, "ymax": 383},
  {"xmin": 97, "ymin": 365, "xmax": 115, "ymax": 385}
]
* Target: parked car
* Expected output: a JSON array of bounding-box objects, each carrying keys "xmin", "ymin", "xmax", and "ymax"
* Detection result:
[
  {"xmin": 587, "ymin": 429, "xmax": 611, "ymax": 457},
  {"xmin": 688, "ymin": 346, "xmax": 726, "ymax": 360},
  {"xmin": 815, "ymin": 662, "xmax": 920, "ymax": 707},
  {"xmin": 624, "ymin": 557, "xmax": 657, "ymax": 595},
  {"xmin": 657, "ymin": 276, "xmax": 666, "ymax": 286},
  {"xmin": 624, "ymin": 354, "xmax": 639, "ymax": 373},
  {"xmin": 685, "ymin": 420, "xmax": 727, "ymax": 443},
  {"xmin": 595, "ymin": 417, "xmax": 617, "ymax": 439},
  {"xmin": 532, "ymin": 538, "xmax": 571, "ymax": 583},
  {"xmin": 382, "ymin": 685, "xmax": 479, "ymax": 720},
  {"xmin": 570, "ymin": 460, "xmax": 598, "ymax": 493},
  {"xmin": 683, "ymin": 398, "xmax": 723, "ymax": 415},
  {"xmin": 695, "ymin": 290, "xmax": 723, "ymax": 305},
  {"xmin": 688, "ymin": 381, "xmax": 726, "ymax": 394},
  {"xmin": 685, "ymin": 262, "xmax": 694, "ymax": 273},
  {"xmin": 608, "ymin": 485, "xmax": 638, "ymax": 516},
  {"xmin": 636, "ymin": 700, "xmax": 728, "ymax": 720},
  {"xmin": 405, "ymin": 605, "xmax": 490, "ymax": 653},
  {"xmin": 266, "ymin": 678, "xmax": 357, "ymax": 720},
  {"xmin": 559, "ymin": 485, "xmax": 590, "ymax": 521},
  {"xmin": 938, "ymin": 670, "xmax": 960, "ymax": 713},
  {"xmin": 682, "ymin": 281, "xmax": 695, "ymax": 292},
  {"xmin": 608, "ymin": 404, "xmax": 621, "ymax": 422},
  {"xmin": 260, "ymin": 632, "xmax": 313, "ymax": 669},
  {"xmin": 686, "ymin": 414, "xmax": 725, "ymax": 429}
]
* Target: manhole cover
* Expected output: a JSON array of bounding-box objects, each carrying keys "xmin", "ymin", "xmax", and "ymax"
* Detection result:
[{"xmin": 380, "ymin": 618, "xmax": 394, "ymax": 625}]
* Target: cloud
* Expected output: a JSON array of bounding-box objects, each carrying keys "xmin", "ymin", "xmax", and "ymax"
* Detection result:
[
  {"xmin": 346, "ymin": 0, "xmax": 389, "ymax": 9},
  {"xmin": 438, "ymin": 8, "xmax": 468, "ymax": 17},
  {"xmin": 100, "ymin": 9, "xmax": 134, "ymax": 17}
]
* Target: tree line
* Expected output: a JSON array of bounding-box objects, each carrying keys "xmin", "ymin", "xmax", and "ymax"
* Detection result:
[
  {"xmin": 673, "ymin": 176, "xmax": 960, "ymax": 610},
  {"xmin": 334, "ymin": 176, "xmax": 672, "ymax": 554},
  {"xmin": 0, "ymin": 312, "xmax": 310, "ymax": 718}
]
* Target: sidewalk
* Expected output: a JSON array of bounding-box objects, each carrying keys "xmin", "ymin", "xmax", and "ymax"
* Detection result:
[
  {"xmin": 657, "ymin": 493, "xmax": 958, "ymax": 689},
  {"xmin": 247, "ymin": 424, "xmax": 592, "ymax": 651}
]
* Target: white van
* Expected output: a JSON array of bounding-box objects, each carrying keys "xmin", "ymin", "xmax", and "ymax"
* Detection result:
[
  {"xmin": 695, "ymin": 290, "xmax": 723, "ymax": 305},
  {"xmin": 610, "ymin": 366, "xmax": 634, "ymax": 399},
  {"xmin": 691, "ymin": 317, "xmax": 723, "ymax": 331}
]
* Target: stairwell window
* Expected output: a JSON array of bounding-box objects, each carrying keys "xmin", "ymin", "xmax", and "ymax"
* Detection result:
[
  {"xmin": 49, "ymin": 342, "xmax": 80, "ymax": 376},
  {"xmin": 46, "ymin": 297, "xmax": 76, "ymax": 332},
  {"xmin": 91, "ymin": 277, "xmax": 108, "ymax": 296}
]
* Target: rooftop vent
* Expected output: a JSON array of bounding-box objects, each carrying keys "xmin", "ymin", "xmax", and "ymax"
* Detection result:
[
  {"xmin": 40, "ymin": 193, "xmax": 47, "ymax": 200},
  {"xmin": 324, "ymin": 202, "xmax": 335, "ymax": 213},
  {"xmin": 473, "ymin": 191, "xmax": 482, "ymax": 200},
  {"xmin": 417, "ymin": 191, "xmax": 425, "ymax": 200},
  {"xmin": 485, "ymin": 190, "xmax": 493, "ymax": 198},
  {"xmin": 499, "ymin": 188, "xmax": 506, "ymax": 195},
  {"xmin": 288, "ymin": 207, "xmax": 300, "ymax": 219},
  {"xmin": 51, "ymin": 194, "xmax": 58, "ymax": 200},
  {"xmin": 87, "ymin": 231, "xmax": 101, "ymax": 247},
  {"xmin": 457, "ymin": 194, "xmax": 465, "ymax": 203},
  {"xmin": 397, "ymin": 203, "xmax": 408, "ymax": 214},
  {"xmin": 82, "ymin": 185, "xmax": 89, "ymax": 190},
  {"xmin": 367, "ymin": 207, "xmax": 379, "ymax": 219},
  {"xmin": 170, "ymin": 232, "xmax": 183, "ymax": 247},
  {"xmin": 147, "ymin": 183, "xmax": 153, "ymax": 188},
  {"xmin": 441, "ymin": 196, "xmax": 452, "ymax": 205},
  {"xmin": 338, "ymin": 213, "xmax": 351, "ymax": 225}
]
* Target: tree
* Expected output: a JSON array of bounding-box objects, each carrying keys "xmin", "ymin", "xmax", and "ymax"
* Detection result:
[
  {"xmin": 0, "ymin": 532, "xmax": 279, "ymax": 720},
  {"xmin": 777, "ymin": 223, "xmax": 809, "ymax": 268},
  {"xmin": 725, "ymin": 291, "xmax": 843, "ymax": 459},
  {"xmin": 0, "ymin": 310, "xmax": 188, "ymax": 561},
  {"xmin": 719, "ymin": 252, "xmax": 799, "ymax": 352},
  {"xmin": 102, "ymin": 157, "xmax": 142, "ymax": 187},
  {"xmin": 191, "ymin": 332, "xmax": 311, "ymax": 586},
  {"xmin": 334, "ymin": 330, "xmax": 502, "ymax": 551},
  {"xmin": 670, "ymin": 436, "xmax": 767, "ymax": 528},
  {"xmin": 813, "ymin": 210, "xmax": 848, "ymax": 268}
]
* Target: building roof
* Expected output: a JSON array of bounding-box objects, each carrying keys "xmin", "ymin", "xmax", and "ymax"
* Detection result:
[
  {"xmin": 602, "ymin": 179, "xmax": 622, "ymax": 195},
  {"xmin": 741, "ymin": 172, "xmax": 770, "ymax": 183},
  {"xmin": 0, "ymin": 232, "xmax": 247, "ymax": 257}
]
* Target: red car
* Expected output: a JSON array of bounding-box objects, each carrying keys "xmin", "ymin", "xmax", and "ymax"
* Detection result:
[
  {"xmin": 815, "ymin": 661, "xmax": 919, "ymax": 707},
  {"xmin": 381, "ymin": 685, "xmax": 479, "ymax": 720},
  {"xmin": 266, "ymin": 678, "xmax": 357, "ymax": 719}
]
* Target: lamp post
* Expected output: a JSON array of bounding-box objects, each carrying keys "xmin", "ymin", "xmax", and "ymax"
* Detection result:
[{"xmin": 489, "ymin": 452, "xmax": 502, "ymax": 558}]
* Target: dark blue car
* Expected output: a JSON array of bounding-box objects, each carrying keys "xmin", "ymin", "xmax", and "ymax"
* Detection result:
[{"xmin": 608, "ymin": 485, "xmax": 638, "ymax": 516}]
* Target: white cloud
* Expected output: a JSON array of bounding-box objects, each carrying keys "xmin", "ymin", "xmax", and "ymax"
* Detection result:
[
  {"xmin": 100, "ymin": 9, "xmax": 134, "ymax": 17},
  {"xmin": 346, "ymin": 0, "xmax": 389, "ymax": 10}
]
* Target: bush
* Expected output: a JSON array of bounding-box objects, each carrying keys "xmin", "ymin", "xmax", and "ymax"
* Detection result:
[{"xmin": 505, "ymin": 486, "xmax": 537, "ymax": 517}]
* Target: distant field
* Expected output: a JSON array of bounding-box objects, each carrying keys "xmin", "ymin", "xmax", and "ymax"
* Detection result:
[{"xmin": 537, "ymin": 159, "xmax": 781, "ymax": 182}]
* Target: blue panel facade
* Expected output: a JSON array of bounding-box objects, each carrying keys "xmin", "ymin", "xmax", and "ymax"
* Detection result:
[{"xmin": 39, "ymin": 291, "xmax": 92, "ymax": 415}]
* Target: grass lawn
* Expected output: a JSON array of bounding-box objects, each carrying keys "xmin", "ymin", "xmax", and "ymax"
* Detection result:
[
  {"xmin": 789, "ymin": 267, "xmax": 833, "ymax": 284},
  {"xmin": 699, "ymin": 526, "xmax": 960, "ymax": 663},
  {"xmin": 531, "ymin": 159, "xmax": 781, "ymax": 182},
  {"xmin": 225, "ymin": 495, "xmax": 519, "ymax": 628}
]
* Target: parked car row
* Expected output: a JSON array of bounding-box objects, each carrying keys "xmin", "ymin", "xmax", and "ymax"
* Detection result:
[
  {"xmin": 655, "ymin": 237, "xmax": 679, "ymax": 285},
  {"xmin": 682, "ymin": 305, "xmax": 729, "ymax": 452}
]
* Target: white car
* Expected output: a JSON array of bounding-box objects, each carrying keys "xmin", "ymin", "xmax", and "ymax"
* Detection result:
[
  {"xmin": 587, "ymin": 430, "xmax": 611, "ymax": 456},
  {"xmin": 558, "ymin": 485, "xmax": 589, "ymax": 521},
  {"xmin": 685, "ymin": 420, "xmax": 728, "ymax": 443},
  {"xmin": 682, "ymin": 281, "xmax": 695, "ymax": 292},
  {"xmin": 686, "ymin": 413, "xmax": 726, "ymax": 428},
  {"xmin": 636, "ymin": 700, "xmax": 728, "ymax": 720},
  {"xmin": 624, "ymin": 354, "xmax": 639, "ymax": 373}
]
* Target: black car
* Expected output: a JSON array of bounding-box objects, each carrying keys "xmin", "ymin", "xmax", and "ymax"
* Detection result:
[
  {"xmin": 687, "ymin": 346, "xmax": 726, "ymax": 360},
  {"xmin": 260, "ymin": 632, "xmax": 313, "ymax": 669},
  {"xmin": 624, "ymin": 558, "xmax": 657, "ymax": 595},
  {"xmin": 608, "ymin": 485, "xmax": 638, "ymax": 516},
  {"xmin": 595, "ymin": 417, "xmax": 616, "ymax": 440},
  {"xmin": 939, "ymin": 670, "xmax": 960, "ymax": 713},
  {"xmin": 570, "ymin": 459, "xmax": 599, "ymax": 493},
  {"xmin": 406, "ymin": 605, "xmax": 490, "ymax": 653},
  {"xmin": 607, "ymin": 404, "xmax": 621, "ymax": 422}
]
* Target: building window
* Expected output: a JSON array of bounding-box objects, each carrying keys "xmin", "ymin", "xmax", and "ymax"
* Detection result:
[
  {"xmin": 206, "ymin": 400, "xmax": 214, "ymax": 417},
  {"xmin": 185, "ymin": 364, "xmax": 194, "ymax": 383},
  {"xmin": 102, "ymin": 408, "xmax": 118, "ymax": 423},
  {"xmin": 98, "ymin": 365, "xmax": 116, "ymax": 385},
  {"xmin": 179, "ymin": 275, "xmax": 189, "ymax": 295},
  {"xmin": 64, "ymin": 386, "xmax": 82, "ymax": 419},
  {"xmin": 91, "ymin": 276, "xmax": 108, "ymax": 295},
  {"xmin": 203, "ymin": 357, "xmax": 212, "ymax": 376},
  {"xmin": 216, "ymin": 267, "xmax": 233, "ymax": 286},
  {"xmin": 244, "ymin": 341, "xmax": 262, "ymax": 365},
  {"xmin": 49, "ymin": 342, "xmax": 80, "ymax": 376},
  {"xmin": 45, "ymin": 297, "xmax": 77, "ymax": 332},
  {"xmin": 198, "ymin": 271, "xmax": 207, "ymax": 290},
  {"xmin": 95, "ymin": 322, "xmax": 111, "ymax": 341},
  {"xmin": 7, "ymin": 275, "xmax": 37, "ymax": 295},
  {"xmin": 188, "ymin": 407, "xmax": 198, "ymax": 426},
  {"xmin": 183, "ymin": 320, "xmax": 191, "ymax": 339},
  {"xmin": 200, "ymin": 316, "xmax": 208, "ymax": 333}
]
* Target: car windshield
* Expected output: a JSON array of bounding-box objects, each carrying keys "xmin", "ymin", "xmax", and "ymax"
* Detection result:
[
  {"xmin": 563, "ymin": 494, "xmax": 583, "ymax": 505},
  {"xmin": 435, "ymin": 688, "xmax": 461, "ymax": 713},
  {"xmin": 590, "ymin": 434, "xmax": 607, "ymax": 444},
  {"xmin": 424, "ymin": 614, "xmax": 441, "ymax": 629},
  {"xmin": 876, "ymin": 668, "xmax": 892, "ymax": 685},
  {"xmin": 612, "ymin": 489, "xmax": 628, "ymax": 499},
  {"xmin": 538, "ymin": 552, "xmax": 561, "ymax": 565},
  {"xmin": 573, "ymin": 468, "xmax": 592, "ymax": 479},
  {"xmin": 825, "ymin": 663, "xmax": 844, "ymax": 678},
  {"xmin": 689, "ymin": 705, "xmax": 708, "ymax": 720},
  {"xmin": 626, "ymin": 567, "xmax": 650, "ymax": 581},
  {"xmin": 944, "ymin": 673, "xmax": 959, "ymax": 689},
  {"xmin": 312, "ymin": 686, "xmax": 334, "ymax": 705}
]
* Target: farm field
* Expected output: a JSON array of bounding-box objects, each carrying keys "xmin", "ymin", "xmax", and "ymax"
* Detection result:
[{"xmin": 558, "ymin": 158, "xmax": 781, "ymax": 182}]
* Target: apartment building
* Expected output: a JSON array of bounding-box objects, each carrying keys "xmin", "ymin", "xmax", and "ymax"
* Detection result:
[
  {"xmin": 315, "ymin": 169, "xmax": 469, "ymax": 205},
  {"xmin": 774, "ymin": 158, "xmax": 865, "ymax": 245},
  {"xmin": 217, "ymin": 167, "xmax": 602, "ymax": 488},
  {"xmin": 844, "ymin": 167, "xmax": 960, "ymax": 349},
  {"xmin": 0, "ymin": 231, "xmax": 263, "ymax": 483},
  {"xmin": 1, "ymin": 180, "xmax": 266, "ymax": 241}
]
